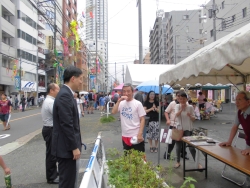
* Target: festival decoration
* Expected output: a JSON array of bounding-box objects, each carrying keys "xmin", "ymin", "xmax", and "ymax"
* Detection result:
[{"xmin": 6, "ymin": 59, "xmax": 19, "ymax": 81}]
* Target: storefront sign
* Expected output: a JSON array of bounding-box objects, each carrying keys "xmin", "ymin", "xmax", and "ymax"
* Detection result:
[
  {"xmin": 21, "ymin": 81, "xmax": 37, "ymax": 92},
  {"xmin": 38, "ymin": 87, "xmax": 46, "ymax": 92}
]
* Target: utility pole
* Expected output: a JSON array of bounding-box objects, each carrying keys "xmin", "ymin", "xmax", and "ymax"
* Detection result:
[
  {"xmin": 174, "ymin": 35, "xmax": 177, "ymax": 64},
  {"xmin": 122, "ymin": 65, "xmax": 124, "ymax": 83},
  {"xmin": 53, "ymin": 0, "xmax": 57, "ymax": 80},
  {"xmin": 87, "ymin": 52, "xmax": 90, "ymax": 91},
  {"xmin": 137, "ymin": 0, "xmax": 143, "ymax": 64},
  {"xmin": 36, "ymin": 1, "xmax": 39, "ymax": 105},
  {"xmin": 19, "ymin": 56, "xmax": 22, "ymax": 93},
  {"xmin": 95, "ymin": 0, "xmax": 98, "ymax": 91},
  {"xmin": 115, "ymin": 62, "xmax": 117, "ymax": 83},
  {"xmin": 213, "ymin": 0, "xmax": 216, "ymax": 41}
]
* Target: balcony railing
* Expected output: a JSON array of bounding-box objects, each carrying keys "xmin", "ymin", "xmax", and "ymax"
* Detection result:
[
  {"xmin": 38, "ymin": 15, "xmax": 45, "ymax": 24},
  {"xmin": 38, "ymin": 31, "xmax": 45, "ymax": 39},
  {"xmin": 38, "ymin": 47, "xmax": 44, "ymax": 54}
]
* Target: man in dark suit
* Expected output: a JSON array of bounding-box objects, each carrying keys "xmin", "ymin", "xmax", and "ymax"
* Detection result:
[{"xmin": 52, "ymin": 66, "xmax": 83, "ymax": 188}]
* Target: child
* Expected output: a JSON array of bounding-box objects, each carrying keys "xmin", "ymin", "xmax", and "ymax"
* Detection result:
[{"xmin": 99, "ymin": 95, "xmax": 105, "ymax": 115}]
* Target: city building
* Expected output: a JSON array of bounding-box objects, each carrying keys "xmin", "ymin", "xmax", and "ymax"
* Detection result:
[
  {"xmin": 0, "ymin": 0, "xmax": 48, "ymax": 99},
  {"xmin": 149, "ymin": 9, "xmax": 203, "ymax": 64},
  {"xmin": 203, "ymin": 0, "xmax": 250, "ymax": 45},
  {"xmin": 0, "ymin": 0, "xmax": 16, "ymax": 94},
  {"xmin": 85, "ymin": 0, "xmax": 108, "ymax": 92},
  {"xmin": 62, "ymin": 0, "xmax": 89, "ymax": 91}
]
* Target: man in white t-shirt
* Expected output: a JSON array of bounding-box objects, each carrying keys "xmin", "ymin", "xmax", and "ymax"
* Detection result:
[{"xmin": 112, "ymin": 83, "xmax": 146, "ymax": 152}]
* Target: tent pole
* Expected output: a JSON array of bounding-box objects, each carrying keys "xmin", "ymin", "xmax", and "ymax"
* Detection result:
[{"xmin": 158, "ymin": 84, "xmax": 162, "ymax": 166}]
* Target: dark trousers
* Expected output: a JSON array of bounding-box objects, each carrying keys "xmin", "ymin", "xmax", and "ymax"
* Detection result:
[
  {"xmin": 57, "ymin": 157, "xmax": 77, "ymax": 188},
  {"xmin": 122, "ymin": 140, "xmax": 145, "ymax": 152},
  {"xmin": 167, "ymin": 126, "xmax": 176, "ymax": 157},
  {"xmin": 14, "ymin": 102, "xmax": 18, "ymax": 110},
  {"xmin": 22, "ymin": 103, "xmax": 25, "ymax": 111},
  {"xmin": 42, "ymin": 126, "xmax": 58, "ymax": 181},
  {"xmin": 176, "ymin": 130, "xmax": 196, "ymax": 163}
]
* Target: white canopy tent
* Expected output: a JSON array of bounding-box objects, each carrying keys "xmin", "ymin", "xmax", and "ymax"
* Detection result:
[
  {"xmin": 125, "ymin": 64, "xmax": 175, "ymax": 86},
  {"xmin": 159, "ymin": 23, "xmax": 250, "ymax": 89},
  {"xmin": 156, "ymin": 23, "xmax": 250, "ymax": 166}
]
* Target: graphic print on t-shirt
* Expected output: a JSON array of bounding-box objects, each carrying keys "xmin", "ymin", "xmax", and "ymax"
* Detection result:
[{"xmin": 121, "ymin": 107, "xmax": 133, "ymax": 120}]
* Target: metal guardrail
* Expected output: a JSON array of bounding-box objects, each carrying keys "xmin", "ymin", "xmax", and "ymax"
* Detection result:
[{"xmin": 79, "ymin": 132, "xmax": 106, "ymax": 188}]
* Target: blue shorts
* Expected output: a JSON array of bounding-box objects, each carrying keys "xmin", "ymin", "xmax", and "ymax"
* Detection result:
[{"xmin": 0, "ymin": 113, "xmax": 9, "ymax": 122}]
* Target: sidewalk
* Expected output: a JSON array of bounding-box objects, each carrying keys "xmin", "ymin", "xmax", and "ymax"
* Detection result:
[{"xmin": 0, "ymin": 104, "xmax": 247, "ymax": 188}]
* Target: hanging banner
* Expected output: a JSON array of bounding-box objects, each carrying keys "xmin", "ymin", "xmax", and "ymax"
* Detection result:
[
  {"xmin": 90, "ymin": 75, "xmax": 96, "ymax": 89},
  {"xmin": 221, "ymin": 89, "xmax": 225, "ymax": 102},
  {"xmin": 14, "ymin": 76, "xmax": 20, "ymax": 90},
  {"xmin": 231, "ymin": 86, "xmax": 237, "ymax": 103},
  {"xmin": 207, "ymin": 90, "xmax": 213, "ymax": 100}
]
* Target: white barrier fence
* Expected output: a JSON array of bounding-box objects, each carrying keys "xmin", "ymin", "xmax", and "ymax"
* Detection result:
[
  {"xmin": 80, "ymin": 132, "xmax": 106, "ymax": 188},
  {"xmin": 105, "ymin": 101, "xmax": 115, "ymax": 118}
]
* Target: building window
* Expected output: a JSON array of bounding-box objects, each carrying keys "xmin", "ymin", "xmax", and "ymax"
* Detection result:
[
  {"xmin": 17, "ymin": 10, "xmax": 36, "ymax": 29},
  {"xmin": 243, "ymin": 7, "xmax": 247, "ymax": 18},
  {"xmin": 2, "ymin": 36, "xmax": 10, "ymax": 45},
  {"xmin": 2, "ymin": 58, "xmax": 10, "ymax": 68},
  {"xmin": 17, "ymin": 29, "xmax": 37, "ymax": 45},
  {"xmin": 183, "ymin": 15, "xmax": 189, "ymax": 20},
  {"xmin": 210, "ymin": 29, "xmax": 213, "ymax": 37},
  {"xmin": 222, "ymin": 1, "xmax": 225, "ymax": 9},
  {"xmin": 17, "ymin": 29, "xmax": 21, "ymax": 38},
  {"xmin": 232, "ymin": 15, "xmax": 236, "ymax": 22},
  {"xmin": 199, "ymin": 29, "xmax": 203, "ymax": 34},
  {"xmin": 67, "ymin": 0, "xmax": 71, "ymax": 6},
  {"xmin": 17, "ymin": 49, "xmax": 37, "ymax": 63}
]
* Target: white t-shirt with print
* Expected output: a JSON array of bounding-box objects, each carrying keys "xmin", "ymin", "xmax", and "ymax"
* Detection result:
[{"xmin": 118, "ymin": 99, "xmax": 146, "ymax": 137}]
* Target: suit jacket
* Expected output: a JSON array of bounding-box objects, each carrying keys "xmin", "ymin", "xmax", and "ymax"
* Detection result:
[{"xmin": 52, "ymin": 85, "xmax": 82, "ymax": 158}]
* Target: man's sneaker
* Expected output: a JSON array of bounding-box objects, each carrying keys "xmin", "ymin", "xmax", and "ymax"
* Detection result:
[{"xmin": 87, "ymin": 112, "xmax": 89, "ymax": 114}]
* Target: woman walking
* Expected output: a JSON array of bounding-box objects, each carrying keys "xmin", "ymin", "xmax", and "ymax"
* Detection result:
[
  {"xmin": 174, "ymin": 92, "xmax": 202, "ymax": 169},
  {"xmin": 143, "ymin": 91, "xmax": 160, "ymax": 153}
]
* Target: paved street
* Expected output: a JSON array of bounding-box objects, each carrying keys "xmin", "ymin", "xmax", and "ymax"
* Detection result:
[{"xmin": 0, "ymin": 103, "xmax": 248, "ymax": 188}]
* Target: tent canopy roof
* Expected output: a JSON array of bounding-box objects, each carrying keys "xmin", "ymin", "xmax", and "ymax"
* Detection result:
[
  {"xmin": 125, "ymin": 64, "xmax": 175, "ymax": 86},
  {"xmin": 159, "ymin": 23, "xmax": 250, "ymax": 86}
]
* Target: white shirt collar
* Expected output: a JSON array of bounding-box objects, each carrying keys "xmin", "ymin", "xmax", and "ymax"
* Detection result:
[
  {"xmin": 64, "ymin": 84, "xmax": 74, "ymax": 96},
  {"xmin": 46, "ymin": 95, "xmax": 55, "ymax": 100}
]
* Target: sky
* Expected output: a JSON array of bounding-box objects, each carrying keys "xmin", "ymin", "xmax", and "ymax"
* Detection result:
[{"xmin": 77, "ymin": 0, "xmax": 207, "ymax": 84}]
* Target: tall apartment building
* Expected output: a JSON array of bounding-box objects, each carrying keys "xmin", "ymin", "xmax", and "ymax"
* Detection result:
[
  {"xmin": 149, "ymin": 10, "xmax": 203, "ymax": 65},
  {"xmin": 85, "ymin": 0, "xmax": 108, "ymax": 92},
  {"xmin": 62, "ymin": 0, "xmax": 89, "ymax": 91},
  {"xmin": 0, "ymin": 0, "xmax": 16, "ymax": 94},
  {"xmin": 0, "ymin": 0, "xmax": 47, "ymax": 97},
  {"xmin": 203, "ymin": 0, "xmax": 250, "ymax": 45},
  {"xmin": 149, "ymin": 13, "xmax": 166, "ymax": 64},
  {"xmin": 62, "ymin": 0, "xmax": 77, "ymax": 37}
]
